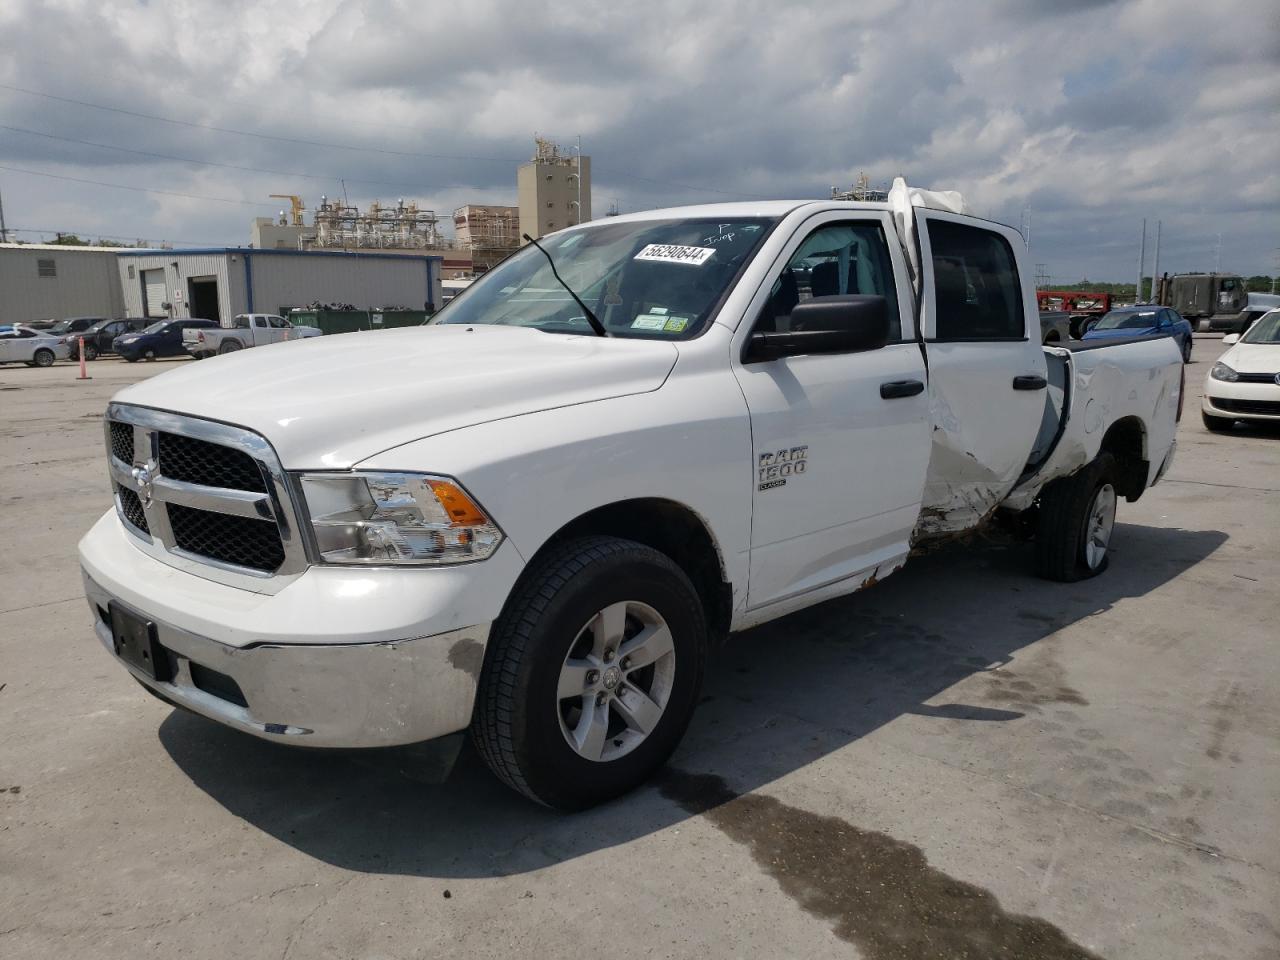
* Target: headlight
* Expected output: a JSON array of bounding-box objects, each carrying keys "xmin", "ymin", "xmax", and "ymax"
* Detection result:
[
  {"xmin": 297, "ymin": 472, "xmax": 503, "ymax": 565},
  {"xmin": 1209, "ymin": 362, "xmax": 1238, "ymax": 382}
]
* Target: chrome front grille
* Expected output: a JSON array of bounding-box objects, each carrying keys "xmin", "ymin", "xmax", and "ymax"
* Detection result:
[{"xmin": 104, "ymin": 403, "xmax": 307, "ymax": 581}]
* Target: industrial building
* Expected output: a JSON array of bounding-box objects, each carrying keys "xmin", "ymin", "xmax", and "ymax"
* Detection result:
[
  {"xmin": 453, "ymin": 204, "xmax": 520, "ymax": 271},
  {"xmin": 518, "ymin": 138, "xmax": 590, "ymax": 241},
  {"xmin": 0, "ymin": 243, "xmax": 126, "ymax": 324},
  {"xmin": 115, "ymin": 248, "xmax": 444, "ymax": 322}
]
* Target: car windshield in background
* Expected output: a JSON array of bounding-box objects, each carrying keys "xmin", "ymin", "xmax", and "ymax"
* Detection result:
[
  {"xmin": 141, "ymin": 322, "xmax": 168, "ymax": 334},
  {"xmin": 1242, "ymin": 310, "xmax": 1280, "ymax": 344},
  {"xmin": 1093, "ymin": 309, "xmax": 1158, "ymax": 330},
  {"xmin": 435, "ymin": 217, "xmax": 777, "ymax": 339}
]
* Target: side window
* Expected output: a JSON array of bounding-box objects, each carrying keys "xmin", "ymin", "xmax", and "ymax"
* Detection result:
[
  {"xmin": 928, "ymin": 221, "xmax": 1025, "ymax": 340},
  {"xmin": 253, "ymin": 316, "xmax": 268, "ymax": 328},
  {"xmin": 268, "ymin": 315, "xmax": 288, "ymax": 328},
  {"xmin": 233, "ymin": 315, "xmax": 250, "ymax": 328},
  {"xmin": 755, "ymin": 221, "xmax": 901, "ymax": 339}
]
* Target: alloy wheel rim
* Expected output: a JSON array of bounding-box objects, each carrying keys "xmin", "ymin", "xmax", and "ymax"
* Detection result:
[
  {"xmin": 1084, "ymin": 483, "xmax": 1116, "ymax": 570},
  {"xmin": 556, "ymin": 600, "xmax": 676, "ymax": 763}
]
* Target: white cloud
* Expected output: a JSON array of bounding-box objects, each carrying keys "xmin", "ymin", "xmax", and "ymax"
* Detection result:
[{"xmin": 0, "ymin": 0, "xmax": 1275, "ymax": 277}]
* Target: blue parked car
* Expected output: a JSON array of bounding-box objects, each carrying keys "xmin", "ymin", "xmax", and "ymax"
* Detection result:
[
  {"xmin": 113, "ymin": 318, "xmax": 218, "ymax": 362},
  {"xmin": 1082, "ymin": 305, "xmax": 1194, "ymax": 363}
]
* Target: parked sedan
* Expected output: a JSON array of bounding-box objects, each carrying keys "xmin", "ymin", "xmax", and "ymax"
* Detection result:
[
  {"xmin": 0, "ymin": 325, "xmax": 71, "ymax": 367},
  {"xmin": 1082, "ymin": 305, "xmax": 1194, "ymax": 363},
  {"xmin": 68, "ymin": 317, "xmax": 150, "ymax": 361},
  {"xmin": 113, "ymin": 318, "xmax": 218, "ymax": 362},
  {"xmin": 1202, "ymin": 308, "xmax": 1280, "ymax": 430},
  {"xmin": 43, "ymin": 316, "xmax": 105, "ymax": 340}
]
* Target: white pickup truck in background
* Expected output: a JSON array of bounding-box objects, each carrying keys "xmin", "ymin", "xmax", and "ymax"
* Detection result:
[
  {"xmin": 184, "ymin": 313, "xmax": 321, "ymax": 358},
  {"xmin": 81, "ymin": 180, "xmax": 1182, "ymax": 809}
]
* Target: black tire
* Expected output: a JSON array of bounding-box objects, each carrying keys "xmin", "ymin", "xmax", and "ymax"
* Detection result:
[
  {"xmin": 1182, "ymin": 338, "xmax": 1192, "ymax": 363},
  {"xmin": 1035, "ymin": 452, "xmax": 1118, "ymax": 582},
  {"xmin": 32, "ymin": 348, "xmax": 55, "ymax": 368},
  {"xmin": 1202, "ymin": 410, "xmax": 1234, "ymax": 432},
  {"xmin": 83, "ymin": 343, "xmax": 99, "ymax": 361},
  {"xmin": 472, "ymin": 536, "xmax": 707, "ymax": 810},
  {"xmin": 218, "ymin": 340, "xmax": 242, "ymax": 355},
  {"xmin": 124, "ymin": 355, "xmax": 139, "ymax": 363},
  {"xmin": 144, "ymin": 349, "xmax": 156, "ymax": 361}
]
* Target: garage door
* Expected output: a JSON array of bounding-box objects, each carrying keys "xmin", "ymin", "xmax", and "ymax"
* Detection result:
[{"xmin": 142, "ymin": 269, "xmax": 167, "ymax": 318}]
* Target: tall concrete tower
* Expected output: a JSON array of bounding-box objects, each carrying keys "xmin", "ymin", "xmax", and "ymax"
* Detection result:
[{"xmin": 518, "ymin": 137, "xmax": 591, "ymax": 242}]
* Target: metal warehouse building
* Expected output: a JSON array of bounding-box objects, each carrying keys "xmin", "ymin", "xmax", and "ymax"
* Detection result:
[
  {"xmin": 0, "ymin": 243, "xmax": 126, "ymax": 324},
  {"xmin": 115, "ymin": 248, "xmax": 444, "ymax": 323}
]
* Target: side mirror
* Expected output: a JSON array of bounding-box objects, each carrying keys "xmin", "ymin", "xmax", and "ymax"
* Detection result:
[
  {"xmin": 745, "ymin": 295, "xmax": 889, "ymax": 363},
  {"xmin": 1222, "ymin": 333, "xmax": 1240, "ymax": 345}
]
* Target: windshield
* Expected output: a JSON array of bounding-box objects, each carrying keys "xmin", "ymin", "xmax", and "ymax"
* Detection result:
[
  {"xmin": 435, "ymin": 217, "xmax": 776, "ymax": 339},
  {"xmin": 141, "ymin": 321, "xmax": 168, "ymax": 334},
  {"xmin": 1093, "ymin": 309, "xmax": 1159, "ymax": 331},
  {"xmin": 1242, "ymin": 310, "xmax": 1280, "ymax": 344}
]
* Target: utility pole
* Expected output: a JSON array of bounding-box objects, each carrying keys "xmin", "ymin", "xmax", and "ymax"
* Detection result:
[
  {"xmin": 1136, "ymin": 219, "xmax": 1147, "ymax": 303},
  {"xmin": 0, "ymin": 182, "xmax": 8, "ymax": 243},
  {"xmin": 1149, "ymin": 220, "xmax": 1162, "ymax": 304},
  {"xmin": 1213, "ymin": 233, "xmax": 1222, "ymax": 274}
]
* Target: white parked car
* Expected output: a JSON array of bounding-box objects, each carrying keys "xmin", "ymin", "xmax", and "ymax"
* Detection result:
[
  {"xmin": 0, "ymin": 325, "xmax": 71, "ymax": 367},
  {"xmin": 183, "ymin": 313, "xmax": 321, "ymax": 358},
  {"xmin": 1202, "ymin": 308, "xmax": 1280, "ymax": 430},
  {"xmin": 79, "ymin": 182, "xmax": 1183, "ymax": 809}
]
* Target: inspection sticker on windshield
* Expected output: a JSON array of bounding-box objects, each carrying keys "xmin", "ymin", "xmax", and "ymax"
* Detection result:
[{"xmin": 634, "ymin": 244, "xmax": 715, "ymax": 266}]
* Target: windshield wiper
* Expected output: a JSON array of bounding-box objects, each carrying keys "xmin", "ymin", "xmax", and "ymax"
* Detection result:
[{"xmin": 522, "ymin": 233, "xmax": 608, "ymax": 337}]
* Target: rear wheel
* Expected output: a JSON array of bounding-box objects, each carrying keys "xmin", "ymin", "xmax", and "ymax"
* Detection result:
[
  {"xmin": 472, "ymin": 536, "xmax": 707, "ymax": 810},
  {"xmin": 1035, "ymin": 453, "xmax": 1118, "ymax": 582},
  {"xmin": 218, "ymin": 340, "xmax": 242, "ymax": 355},
  {"xmin": 1202, "ymin": 410, "xmax": 1234, "ymax": 432},
  {"xmin": 82, "ymin": 342, "xmax": 99, "ymax": 361},
  {"xmin": 32, "ymin": 348, "xmax": 55, "ymax": 368}
]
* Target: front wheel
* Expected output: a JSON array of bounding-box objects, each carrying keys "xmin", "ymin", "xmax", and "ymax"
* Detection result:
[
  {"xmin": 1182, "ymin": 338, "xmax": 1192, "ymax": 363},
  {"xmin": 1035, "ymin": 453, "xmax": 1118, "ymax": 582},
  {"xmin": 472, "ymin": 536, "xmax": 707, "ymax": 810},
  {"xmin": 82, "ymin": 343, "xmax": 99, "ymax": 361}
]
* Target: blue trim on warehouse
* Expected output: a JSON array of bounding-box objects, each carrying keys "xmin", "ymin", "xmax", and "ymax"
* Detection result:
[
  {"xmin": 244, "ymin": 251, "xmax": 254, "ymax": 313},
  {"xmin": 117, "ymin": 248, "xmax": 446, "ymax": 264}
]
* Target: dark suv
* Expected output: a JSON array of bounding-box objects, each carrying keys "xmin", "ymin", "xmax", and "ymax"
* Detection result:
[{"xmin": 71, "ymin": 318, "xmax": 151, "ymax": 360}]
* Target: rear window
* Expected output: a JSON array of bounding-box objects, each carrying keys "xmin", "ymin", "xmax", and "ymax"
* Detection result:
[{"xmin": 928, "ymin": 221, "xmax": 1025, "ymax": 340}]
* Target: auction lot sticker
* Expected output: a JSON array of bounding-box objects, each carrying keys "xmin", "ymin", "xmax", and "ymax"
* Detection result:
[{"xmin": 634, "ymin": 244, "xmax": 716, "ymax": 266}]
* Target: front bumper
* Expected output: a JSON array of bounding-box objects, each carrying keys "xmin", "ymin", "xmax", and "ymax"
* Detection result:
[
  {"xmin": 1203, "ymin": 380, "xmax": 1280, "ymax": 422},
  {"xmin": 79, "ymin": 512, "xmax": 520, "ymax": 747},
  {"xmin": 84, "ymin": 572, "xmax": 489, "ymax": 747}
]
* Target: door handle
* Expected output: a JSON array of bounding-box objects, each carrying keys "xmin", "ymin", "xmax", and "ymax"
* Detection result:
[
  {"xmin": 1012, "ymin": 375, "xmax": 1047, "ymax": 391},
  {"xmin": 880, "ymin": 379, "xmax": 925, "ymax": 399}
]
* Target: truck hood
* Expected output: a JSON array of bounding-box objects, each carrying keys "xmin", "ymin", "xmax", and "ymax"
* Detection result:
[{"xmin": 113, "ymin": 325, "xmax": 679, "ymax": 467}]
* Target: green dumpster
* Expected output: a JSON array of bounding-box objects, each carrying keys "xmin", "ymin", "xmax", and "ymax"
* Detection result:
[{"xmin": 287, "ymin": 310, "xmax": 430, "ymax": 336}]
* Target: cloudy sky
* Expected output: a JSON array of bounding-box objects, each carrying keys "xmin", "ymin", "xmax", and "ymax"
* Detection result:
[{"xmin": 1, "ymin": 0, "xmax": 1276, "ymax": 280}]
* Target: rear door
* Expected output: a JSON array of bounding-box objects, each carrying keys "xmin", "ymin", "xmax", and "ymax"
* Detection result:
[
  {"xmin": 142, "ymin": 270, "xmax": 167, "ymax": 318},
  {"xmin": 916, "ymin": 212, "xmax": 1048, "ymax": 535},
  {"xmin": 251, "ymin": 315, "xmax": 271, "ymax": 345},
  {"xmin": 734, "ymin": 212, "xmax": 932, "ymax": 610}
]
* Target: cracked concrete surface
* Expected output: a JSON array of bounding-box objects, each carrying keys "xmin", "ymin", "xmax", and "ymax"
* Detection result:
[{"xmin": 1, "ymin": 343, "xmax": 1277, "ymax": 959}]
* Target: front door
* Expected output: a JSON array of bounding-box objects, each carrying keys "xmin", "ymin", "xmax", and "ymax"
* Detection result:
[
  {"xmin": 733, "ymin": 213, "xmax": 932, "ymax": 610},
  {"xmin": 915, "ymin": 212, "xmax": 1049, "ymax": 536}
]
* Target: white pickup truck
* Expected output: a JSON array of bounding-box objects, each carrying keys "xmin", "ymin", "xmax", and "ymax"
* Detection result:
[
  {"xmin": 80, "ymin": 182, "xmax": 1182, "ymax": 809},
  {"xmin": 183, "ymin": 313, "xmax": 320, "ymax": 358}
]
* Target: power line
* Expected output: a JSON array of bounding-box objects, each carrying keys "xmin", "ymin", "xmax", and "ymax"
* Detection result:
[
  {"xmin": 0, "ymin": 82, "xmax": 773, "ymax": 201},
  {"xmin": 0, "ymin": 82, "xmax": 520, "ymax": 164},
  {"xmin": 0, "ymin": 163, "xmax": 279, "ymax": 207},
  {"xmin": 0, "ymin": 124, "xmax": 451, "ymax": 195},
  {"xmin": 5, "ymin": 226, "xmax": 220, "ymax": 246}
]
